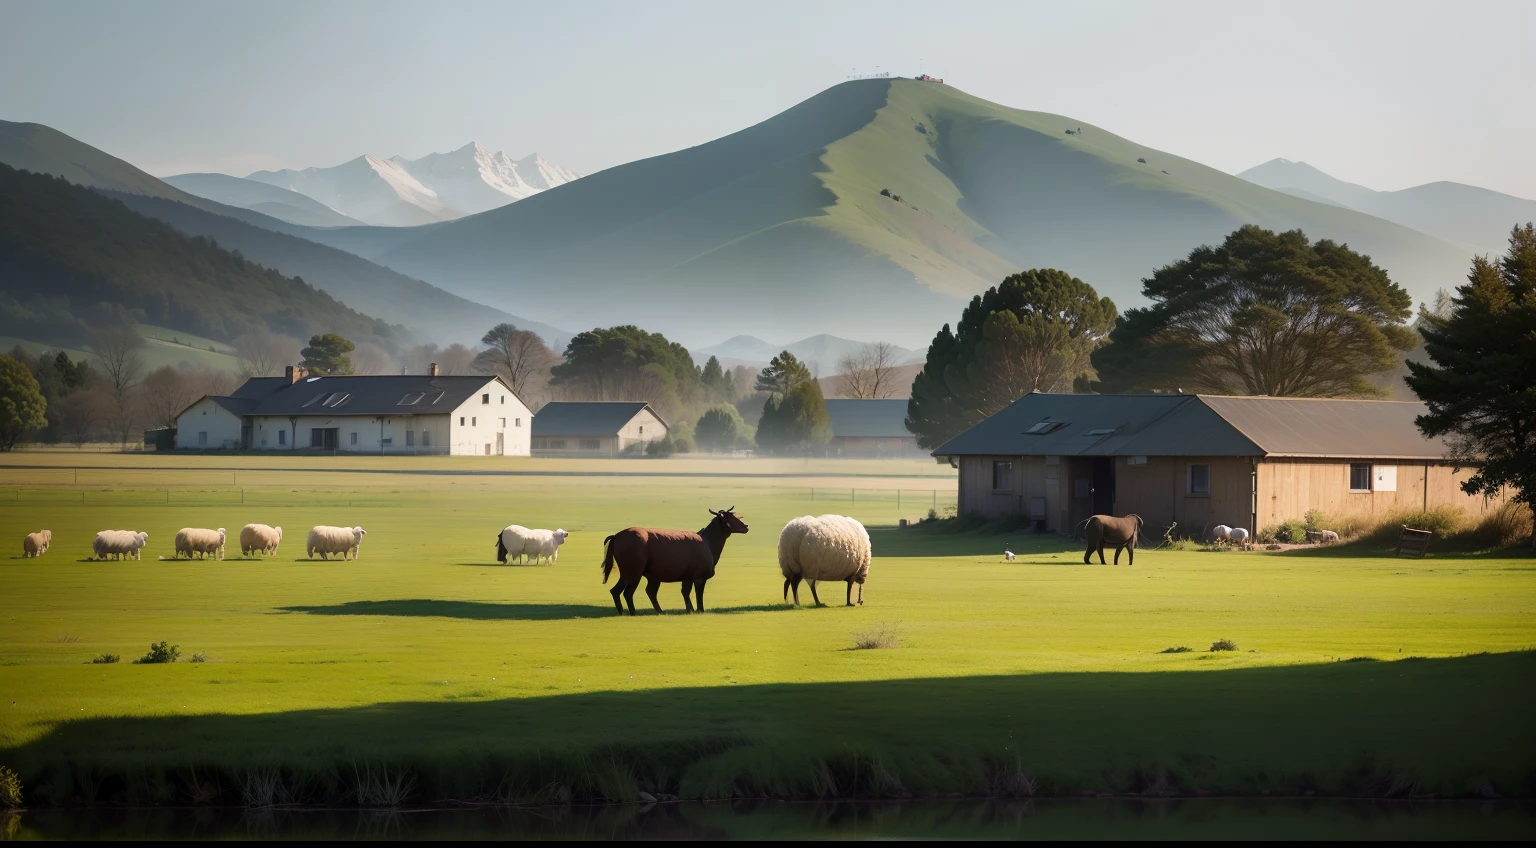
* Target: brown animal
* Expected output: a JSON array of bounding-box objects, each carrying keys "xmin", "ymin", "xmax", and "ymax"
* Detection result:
[
  {"xmin": 600, "ymin": 507, "xmax": 750, "ymax": 615},
  {"xmin": 1083, "ymin": 514, "xmax": 1143, "ymax": 565}
]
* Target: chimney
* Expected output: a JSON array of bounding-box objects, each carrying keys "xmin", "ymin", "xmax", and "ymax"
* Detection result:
[{"xmin": 429, "ymin": 362, "xmax": 439, "ymax": 377}]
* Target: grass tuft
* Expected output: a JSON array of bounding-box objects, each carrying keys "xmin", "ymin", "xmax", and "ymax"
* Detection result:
[
  {"xmin": 1209, "ymin": 639, "xmax": 1238, "ymax": 652},
  {"xmin": 850, "ymin": 621, "xmax": 901, "ymax": 650},
  {"xmin": 89, "ymin": 653, "xmax": 119, "ymax": 664},
  {"xmin": 1159, "ymin": 646, "xmax": 1193, "ymax": 654},
  {"xmin": 986, "ymin": 757, "xmax": 1036, "ymax": 798},
  {"xmin": 1341, "ymin": 656, "xmax": 1379, "ymax": 663},
  {"xmin": 52, "ymin": 633, "xmax": 80, "ymax": 644},
  {"xmin": 189, "ymin": 652, "xmax": 207, "ymax": 663},
  {"xmin": 132, "ymin": 641, "xmax": 180, "ymax": 664},
  {"xmin": 0, "ymin": 765, "xmax": 20, "ymax": 809},
  {"xmin": 351, "ymin": 761, "xmax": 416, "ymax": 808}
]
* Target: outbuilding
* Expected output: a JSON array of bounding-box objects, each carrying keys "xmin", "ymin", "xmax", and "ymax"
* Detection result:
[
  {"xmin": 934, "ymin": 392, "xmax": 1509, "ymax": 536},
  {"xmin": 530, "ymin": 401, "xmax": 668, "ymax": 457},
  {"xmin": 173, "ymin": 365, "xmax": 532, "ymax": 455},
  {"xmin": 824, "ymin": 399, "xmax": 925, "ymax": 457}
]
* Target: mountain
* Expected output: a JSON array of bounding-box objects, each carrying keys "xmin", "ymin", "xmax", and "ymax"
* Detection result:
[
  {"xmin": 1239, "ymin": 158, "xmax": 1536, "ymax": 255},
  {"xmin": 246, "ymin": 155, "xmax": 464, "ymax": 227},
  {"xmin": 0, "ymin": 119, "xmax": 567, "ymax": 346},
  {"xmin": 390, "ymin": 143, "xmax": 581, "ymax": 215},
  {"xmin": 368, "ymin": 79, "xmax": 1473, "ymax": 347},
  {"xmin": 0, "ymin": 163, "xmax": 401, "ymax": 348},
  {"xmin": 163, "ymin": 172, "xmax": 364, "ymax": 227}
]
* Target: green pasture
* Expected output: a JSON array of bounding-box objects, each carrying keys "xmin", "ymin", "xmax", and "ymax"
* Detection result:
[{"xmin": 0, "ymin": 453, "xmax": 1532, "ymax": 806}]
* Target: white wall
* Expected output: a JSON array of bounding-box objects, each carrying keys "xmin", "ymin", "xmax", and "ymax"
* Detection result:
[
  {"xmin": 173, "ymin": 397, "xmax": 243, "ymax": 449},
  {"xmin": 447, "ymin": 383, "xmax": 533, "ymax": 456}
]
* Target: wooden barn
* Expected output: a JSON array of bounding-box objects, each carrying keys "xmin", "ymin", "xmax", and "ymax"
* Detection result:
[
  {"xmin": 530, "ymin": 402, "xmax": 668, "ymax": 457},
  {"xmin": 824, "ymin": 399, "xmax": 925, "ymax": 458},
  {"xmin": 934, "ymin": 392, "xmax": 1509, "ymax": 536}
]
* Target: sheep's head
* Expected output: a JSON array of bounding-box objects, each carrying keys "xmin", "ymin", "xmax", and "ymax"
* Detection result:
[
  {"xmin": 709, "ymin": 507, "xmax": 749, "ymax": 535},
  {"xmin": 353, "ymin": 527, "xmax": 367, "ymax": 537},
  {"xmin": 553, "ymin": 529, "xmax": 570, "ymax": 545},
  {"xmin": 274, "ymin": 527, "xmax": 282, "ymax": 539}
]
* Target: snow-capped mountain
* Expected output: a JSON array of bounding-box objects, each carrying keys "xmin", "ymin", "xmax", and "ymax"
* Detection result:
[
  {"xmin": 247, "ymin": 154, "xmax": 463, "ymax": 227},
  {"xmin": 245, "ymin": 144, "xmax": 581, "ymax": 226},
  {"xmin": 391, "ymin": 143, "xmax": 581, "ymax": 215}
]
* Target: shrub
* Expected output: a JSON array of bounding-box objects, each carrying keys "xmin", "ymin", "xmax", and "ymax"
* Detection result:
[
  {"xmin": 1357, "ymin": 506, "xmax": 1467, "ymax": 548},
  {"xmin": 0, "ymin": 765, "xmax": 20, "ymax": 809},
  {"xmin": 189, "ymin": 652, "xmax": 207, "ymax": 663},
  {"xmin": 1209, "ymin": 639, "xmax": 1238, "ymax": 652},
  {"xmin": 851, "ymin": 622, "xmax": 901, "ymax": 650},
  {"xmin": 1275, "ymin": 520, "xmax": 1309, "ymax": 544},
  {"xmin": 645, "ymin": 436, "xmax": 676, "ymax": 458},
  {"xmin": 90, "ymin": 653, "xmax": 119, "ymax": 664},
  {"xmin": 1159, "ymin": 646, "xmax": 1192, "ymax": 654},
  {"xmin": 133, "ymin": 641, "xmax": 181, "ymax": 664},
  {"xmin": 1459, "ymin": 502, "xmax": 1534, "ymax": 550},
  {"xmin": 1303, "ymin": 509, "xmax": 1334, "ymax": 531},
  {"xmin": 621, "ymin": 441, "xmax": 644, "ymax": 456}
]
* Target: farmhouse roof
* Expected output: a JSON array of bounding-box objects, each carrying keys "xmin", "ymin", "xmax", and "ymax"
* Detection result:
[
  {"xmin": 532, "ymin": 402, "xmax": 664, "ymax": 437},
  {"xmin": 197, "ymin": 374, "xmax": 509, "ymax": 418},
  {"xmin": 824, "ymin": 399, "xmax": 912, "ymax": 439},
  {"xmin": 934, "ymin": 393, "xmax": 1450, "ymax": 461}
]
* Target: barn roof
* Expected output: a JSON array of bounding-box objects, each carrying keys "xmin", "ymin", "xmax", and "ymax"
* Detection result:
[
  {"xmin": 824, "ymin": 399, "xmax": 912, "ymax": 439},
  {"xmin": 191, "ymin": 374, "xmax": 509, "ymax": 418},
  {"xmin": 934, "ymin": 393, "xmax": 1450, "ymax": 460},
  {"xmin": 531, "ymin": 402, "xmax": 664, "ymax": 437}
]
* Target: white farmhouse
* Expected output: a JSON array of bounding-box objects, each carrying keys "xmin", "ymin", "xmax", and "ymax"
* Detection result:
[{"xmin": 173, "ymin": 365, "xmax": 532, "ymax": 456}]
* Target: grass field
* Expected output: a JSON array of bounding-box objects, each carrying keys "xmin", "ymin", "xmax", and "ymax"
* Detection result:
[{"xmin": 0, "ymin": 452, "xmax": 1532, "ymax": 807}]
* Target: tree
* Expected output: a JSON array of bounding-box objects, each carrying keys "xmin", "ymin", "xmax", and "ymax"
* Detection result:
[
  {"xmin": 757, "ymin": 378, "xmax": 831, "ymax": 454},
  {"xmin": 0, "ymin": 353, "xmax": 47, "ymax": 450},
  {"xmin": 233, "ymin": 331, "xmax": 303, "ymax": 378},
  {"xmin": 349, "ymin": 341, "xmax": 393, "ymax": 375},
  {"xmin": 836, "ymin": 341, "xmax": 903, "ymax": 399},
  {"xmin": 91, "ymin": 325, "xmax": 146, "ymax": 444},
  {"xmin": 700, "ymin": 355, "xmax": 733, "ymax": 403},
  {"xmin": 754, "ymin": 351, "xmax": 814, "ymax": 397},
  {"xmin": 695, "ymin": 405, "xmax": 743, "ymax": 452},
  {"xmin": 1092, "ymin": 225, "xmax": 1415, "ymax": 397},
  {"xmin": 1406, "ymin": 223, "xmax": 1536, "ymax": 545},
  {"xmin": 56, "ymin": 385, "xmax": 111, "ymax": 447},
  {"xmin": 407, "ymin": 342, "xmax": 477, "ymax": 376},
  {"xmin": 474, "ymin": 323, "xmax": 558, "ymax": 399},
  {"xmin": 137, "ymin": 366, "xmax": 235, "ymax": 429},
  {"xmin": 907, "ymin": 269, "xmax": 1118, "ymax": 449},
  {"xmin": 299, "ymin": 333, "xmax": 356, "ymax": 376},
  {"xmin": 550, "ymin": 325, "xmax": 700, "ymax": 420}
]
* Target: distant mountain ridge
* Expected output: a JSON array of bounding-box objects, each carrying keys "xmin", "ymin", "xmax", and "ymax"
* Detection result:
[
  {"xmin": 1238, "ymin": 158, "xmax": 1536, "ymax": 255},
  {"xmin": 162, "ymin": 172, "xmax": 364, "ymax": 227},
  {"xmin": 241, "ymin": 143, "xmax": 580, "ymax": 226}
]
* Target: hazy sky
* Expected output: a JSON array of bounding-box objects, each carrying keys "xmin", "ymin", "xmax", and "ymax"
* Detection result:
[{"xmin": 3, "ymin": 0, "xmax": 1532, "ymax": 197}]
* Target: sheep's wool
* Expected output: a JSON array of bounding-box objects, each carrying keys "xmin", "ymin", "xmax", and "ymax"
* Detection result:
[{"xmin": 778, "ymin": 514, "xmax": 872, "ymax": 583}]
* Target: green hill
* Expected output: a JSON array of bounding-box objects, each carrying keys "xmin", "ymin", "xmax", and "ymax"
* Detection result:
[
  {"xmin": 0, "ymin": 120, "xmax": 566, "ymax": 347},
  {"xmin": 0, "ymin": 163, "xmax": 403, "ymax": 347},
  {"xmin": 375, "ymin": 79, "xmax": 1472, "ymax": 345}
]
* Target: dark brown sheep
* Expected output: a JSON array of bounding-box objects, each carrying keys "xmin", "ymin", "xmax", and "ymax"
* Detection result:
[
  {"xmin": 1083, "ymin": 514, "xmax": 1143, "ymax": 565},
  {"xmin": 600, "ymin": 507, "xmax": 750, "ymax": 614}
]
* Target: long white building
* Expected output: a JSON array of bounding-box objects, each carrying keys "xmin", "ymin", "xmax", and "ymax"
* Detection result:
[{"xmin": 174, "ymin": 365, "xmax": 532, "ymax": 456}]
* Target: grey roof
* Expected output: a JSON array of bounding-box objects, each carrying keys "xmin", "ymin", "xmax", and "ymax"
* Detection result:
[
  {"xmin": 532, "ymin": 402, "xmax": 662, "ymax": 437},
  {"xmin": 824, "ymin": 399, "xmax": 913, "ymax": 439},
  {"xmin": 205, "ymin": 374, "xmax": 506, "ymax": 417},
  {"xmin": 934, "ymin": 392, "xmax": 1451, "ymax": 460}
]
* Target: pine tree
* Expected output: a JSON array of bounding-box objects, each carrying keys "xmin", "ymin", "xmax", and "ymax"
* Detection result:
[{"xmin": 300, "ymin": 333, "xmax": 356, "ymax": 376}]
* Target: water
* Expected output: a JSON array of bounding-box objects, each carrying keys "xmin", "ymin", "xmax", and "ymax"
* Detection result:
[{"xmin": 6, "ymin": 799, "xmax": 1533, "ymax": 841}]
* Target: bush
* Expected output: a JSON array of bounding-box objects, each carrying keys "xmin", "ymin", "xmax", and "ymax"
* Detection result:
[
  {"xmin": 1159, "ymin": 646, "xmax": 1192, "ymax": 654},
  {"xmin": 1459, "ymin": 501, "xmax": 1534, "ymax": 550},
  {"xmin": 645, "ymin": 436, "xmax": 676, "ymax": 458},
  {"xmin": 189, "ymin": 652, "xmax": 207, "ymax": 663},
  {"xmin": 133, "ymin": 641, "xmax": 181, "ymax": 664},
  {"xmin": 621, "ymin": 441, "xmax": 644, "ymax": 456},
  {"xmin": 0, "ymin": 765, "xmax": 20, "ymax": 809},
  {"xmin": 1274, "ymin": 520, "xmax": 1309, "ymax": 544},
  {"xmin": 1357, "ymin": 506, "xmax": 1467, "ymax": 548},
  {"xmin": 1209, "ymin": 639, "xmax": 1238, "ymax": 652},
  {"xmin": 90, "ymin": 653, "xmax": 119, "ymax": 664}
]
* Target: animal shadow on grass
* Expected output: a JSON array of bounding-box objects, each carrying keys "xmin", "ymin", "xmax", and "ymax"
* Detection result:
[{"xmin": 278, "ymin": 599, "xmax": 798, "ymax": 621}]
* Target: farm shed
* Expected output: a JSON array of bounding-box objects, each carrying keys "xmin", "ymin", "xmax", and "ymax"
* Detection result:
[
  {"xmin": 934, "ymin": 392, "xmax": 1510, "ymax": 537},
  {"xmin": 824, "ymin": 399, "xmax": 925, "ymax": 457},
  {"xmin": 531, "ymin": 402, "xmax": 668, "ymax": 457},
  {"xmin": 173, "ymin": 365, "xmax": 532, "ymax": 456}
]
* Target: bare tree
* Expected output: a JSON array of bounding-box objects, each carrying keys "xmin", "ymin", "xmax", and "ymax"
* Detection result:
[
  {"xmin": 233, "ymin": 331, "xmax": 303, "ymax": 378},
  {"xmin": 137, "ymin": 366, "xmax": 237, "ymax": 428},
  {"xmin": 90, "ymin": 325, "xmax": 145, "ymax": 445},
  {"xmin": 474, "ymin": 324, "xmax": 558, "ymax": 400},
  {"xmin": 56, "ymin": 386, "xmax": 112, "ymax": 447},
  {"xmin": 836, "ymin": 341, "xmax": 901, "ymax": 399},
  {"xmin": 404, "ymin": 343, "xmax": 478, "ymax": 375},
  {"xmin": 349, "ymin": 341, "xmax": 393, "ymax": 375}
]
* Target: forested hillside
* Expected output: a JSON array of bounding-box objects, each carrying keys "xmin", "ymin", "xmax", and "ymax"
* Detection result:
[{"xmin": 0, "ymin": 164, "xmax": 404, "ymax": 348}]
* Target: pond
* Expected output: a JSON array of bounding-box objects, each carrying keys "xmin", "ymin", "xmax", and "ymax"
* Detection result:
[{"xmin": 6, "ymin": 798, "xmax": 1533, "ymax": 840}]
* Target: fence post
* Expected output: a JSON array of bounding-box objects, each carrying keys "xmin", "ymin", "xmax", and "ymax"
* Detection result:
[
  {"xmin": 897, "ymin": 490, "xmax": 901, "ymax": 509},
  {"xmin": 851, "ymin": 488, "xmax": 855, "ymax": 503}
]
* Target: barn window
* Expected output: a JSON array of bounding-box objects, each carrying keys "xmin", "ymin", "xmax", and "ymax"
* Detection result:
[
  {"xmin": 482, "ymin": 393, "xmax": 490, "ymax": 404},
  {"xmin": 992, "ymin": 461, "xmax": 1013, "ymax": 491},
  {"xmin": 198, "ymin": 431, "xmax": 207, "ymax": 446},
  {"xmin": 639, "ymin": 425, "xmax": 645, "ymax": 435},
  {"xmin": 472, "ymin": 417, "xmax": 477, "ymax": 426},
  {"xmin": 405, "ymin": 431, "xmax": 415, "ymax": 447},
  {"xmin": 500, "ymin": 396, "xmax": 505, "ymax": 404},
  {"xmin": 533, "ymin": 439, "xmax": 547, "ymax": 449},
  {"xmin": 278, "ymin": 430, "xmax": 286, "ymax": 446},
  {"xmin": 515, "ymin": 418, "xmax": 522, "ymax": 427},
  {"xmin": 581, "ymin": 439, "xmax": 601, "ymax": 450},
  {"xmin": 1350, "ymin": 463, "xmax": 1372, "ymax": 492},
  {"xmin": 459, "ymin": 416, "xmax": 465, "ymax": 426},
  {"xmin": 350, "ymin": 432, "xmax": 357, "ymax": 446},
  {"xmin": 499, "ymin": 418, "xmax": 506, "ymax": 428},
  {"xmin": 1188, "ymin": 463, "xmax": 1210, "ymax": 495},
  {"xmin": 422, "ymin": 431, "xmax": 431, "ymax": 446},
  {"xmin": 550, "ymin": 439, "xmax": 567, "ymax": 449}
]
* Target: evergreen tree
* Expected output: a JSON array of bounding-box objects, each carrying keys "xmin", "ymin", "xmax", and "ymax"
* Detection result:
[
  {"xmin": 754, "ymin": 351, "xmax": 814, "ymax": 397},
  {"xmin": 1406, "ymin": 223, "xmax": 1536, "ymax": 545},
  {"xmin": 700, "ymin": 355, "xmax": 730, "ymax": 402},
  {"xmin": 300, "ymin": 333, "xmax": 356, "ymax": 376},
  {"xmin": 0, "ymin": 353, "xmax": 47, "ymax": 451},
  {"xmin": 695, "ymin": 405, "xmax": 742, "ymax": 452}
]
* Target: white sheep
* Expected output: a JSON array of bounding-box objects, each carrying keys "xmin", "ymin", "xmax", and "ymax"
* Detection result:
[
  {"xmin": 306, "ymin": 525, "xmax": 366, "ymax": 560},
  {"xmin": 529, "ymin": 529, "xmax": 570, "ymax": 564},
  {"xmin": 93, "ymin": 530, "xmax": 148, "ymax": 561},
  {"xmin": 778, "ymin": 514, "xmax": 872, "ymax": 606},
  {"xmin": 1305, "ymin": 529, "xmax": 1340, "ymax": 544},
  {"xmin": 175, "ymin": 527, "xmax": 226, "ymax": 560},
  {"xmin": 1229, "ymin": 527, "xmax": 1251, "ymax": 548},
  {"xmin": 1003, "ymin": 549, "xmax": 1016, "ymax": 562},
  {"xmin": 496, "ymin": 524, "xmax": 534, "ymax": 564},
  {"xmin": 23, "ymin": 529, "xmax": 51, "ymax": 558},
  {"xmin": 240, "ymin": 524, "xmax": 283, "ymax": 557},
  {"xmin": 1212, "ymin": 524, "xmax": 1233, "ymax": 543},
  {"xmin": 497, "ymin": 526, "xmax": 569, "ymax": 564}
]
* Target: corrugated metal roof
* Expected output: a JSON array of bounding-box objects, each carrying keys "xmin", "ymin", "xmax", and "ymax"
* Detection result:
[
  {"xmin": 532, "ymin": 402, "xmax": 659, "ymax": 437},
  {"xmin": 824, "ymin": 399, "xmax": 912, "ymax": 439},
  {"xmin": 1198, "ymin": 396, "xmax": 1448, "ymax": 459},
  {"xmin": 206, "ymin": 374, "xmax": 505, "ymax": 417},
  {"xmin": 934, "ymin": 392, "xmax": 1452, "ymax": 460}
]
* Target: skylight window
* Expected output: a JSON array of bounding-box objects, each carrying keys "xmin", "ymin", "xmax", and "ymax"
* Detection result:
[
  {"xmin": 399, "ymin": 392, "xmax": 426, "ymax": 406},
  {"xmin": 302, "ymin": 393, "xmax": 328, "ymax": 408},
  {"xmin": 1023, "ymin": 421, "xmax": 1066, "ymax": 435},
  {"xmin": 429, "ymin": 391, "xmax": 446, "ymax": 405},
  {"xmin": 1084, "ymin": 428, "xmax": 1116, "ymax": 436},
  {"xmin": 321, "ymin": 392, "xmax": 350, "ymax": 407}
]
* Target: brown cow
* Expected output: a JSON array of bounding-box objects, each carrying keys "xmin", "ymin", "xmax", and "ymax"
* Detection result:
[
  {"xmin": 600, "ymin": 507, "xmax": 750, "ymax": 615},
  {"xmin": 1083, "ymin": 514, "xmax": 1143, "ymax": 565}
]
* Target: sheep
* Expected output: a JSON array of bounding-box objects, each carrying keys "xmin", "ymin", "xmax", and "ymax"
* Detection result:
[
  {"xmin": 22, "ymin": 530, "xmax": 51, "ymax": 558},
  {"xmin": 93, "ymin": 530, "xmax": 148, "ymax": 561},
  {"xmin": 239, "ymin": 524, "xmax": 283, "ymax": 557},
  {"xmin": 778, "ymin": 514, "xmax": 872, "ymax": 606},
  {"xmin": 1229, "ymin": 527, "xmax": 1251, "ymax": 549},
  {"xmin": 174, "ymin": 527, "xmax": 227, "ymax": 560},
  {"xmin": 306, "ymin": 525, "xmax": 366, "ymax": 560},
  {"xmin": 1305, "ymin": 529, "xmax": 1340, "ymax": 544},
  {"xmin": 1212, "ymin": 524, "xmax": 1233, "ymax": 543},
  {"xmin": 1003, "ymin": 549, "xmax": 1016, "ymax": 562},
  {"xmin": 496, "ymin": 526, "xmax": 569, "ymax": 564}
]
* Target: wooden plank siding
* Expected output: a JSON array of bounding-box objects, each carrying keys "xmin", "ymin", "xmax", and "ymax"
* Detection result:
[{"xmin": 1255, "ymin": 458, "xmax": 1509, "ymax": 527}]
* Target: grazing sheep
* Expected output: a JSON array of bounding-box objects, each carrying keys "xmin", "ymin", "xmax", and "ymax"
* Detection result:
[
  {"xmin": 93, "ymin": 530, "xmax": 148, "ymax": 561},
  {"xmin": 1003, "ymin": 549, "xmax": 1016, "ymax": 562},
  {"xmin": 23, "ymin": 529, "xmax": 51, "ymax": 558},
  {"xmin": 239, "ymin": 524, "xmax": 283, "ymax": 557},
  {"xmin": 306, "ymin": 525, "xmax": 366, "ymax": 560},
  {"xmin": 497, "ymin": 526, "xmax": 569, "ymax": 564},
  {"xmin": 1212, "ymin": 525, "xmax": 1233, "ymax": 543},
  {"xmin": 778, "ymin": 514, "xmax": 872, "ymax": 606},
  {"xmin": 174, "ymin": 527, "xmax": 227, "ymax": 560},
  {"xmin": 1229, "ymin": 527, "xmax": 1251, "ymax": 548},
  {"xmin": 1305, "ymin": 529, "xmax": 1340, "ymax": 544},
  {"xmin": 529, "ymin": 529, "xmax": 570, "ymax": 564},
  {"xmin": 1083, "ymin": 514, "xmax": 1143, "ymax": 565}
]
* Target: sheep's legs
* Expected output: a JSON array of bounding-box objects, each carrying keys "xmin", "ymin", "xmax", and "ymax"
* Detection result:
[
  {"xmin": 784, "ymin": 575, "xmax": 802, "ymax": 605},
  {"xmin": 808, "ymin": 580, "xmax": 824, "ymax": 607},
  {"xmin": 645, "ymin": 578, "xmax": 663, "ymax": 613},
  {"xmin": 846, "ymin": 580, "xmax": 858, "ymax": 607},
  {"xmin": 693, "ymin": 580, "xmax": 705, "ymax": 612}
]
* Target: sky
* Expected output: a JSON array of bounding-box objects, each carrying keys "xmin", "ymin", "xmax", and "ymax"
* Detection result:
[{"xmin": 1, "ymin": 0, "xmax": 1533, "ymax": 198}]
